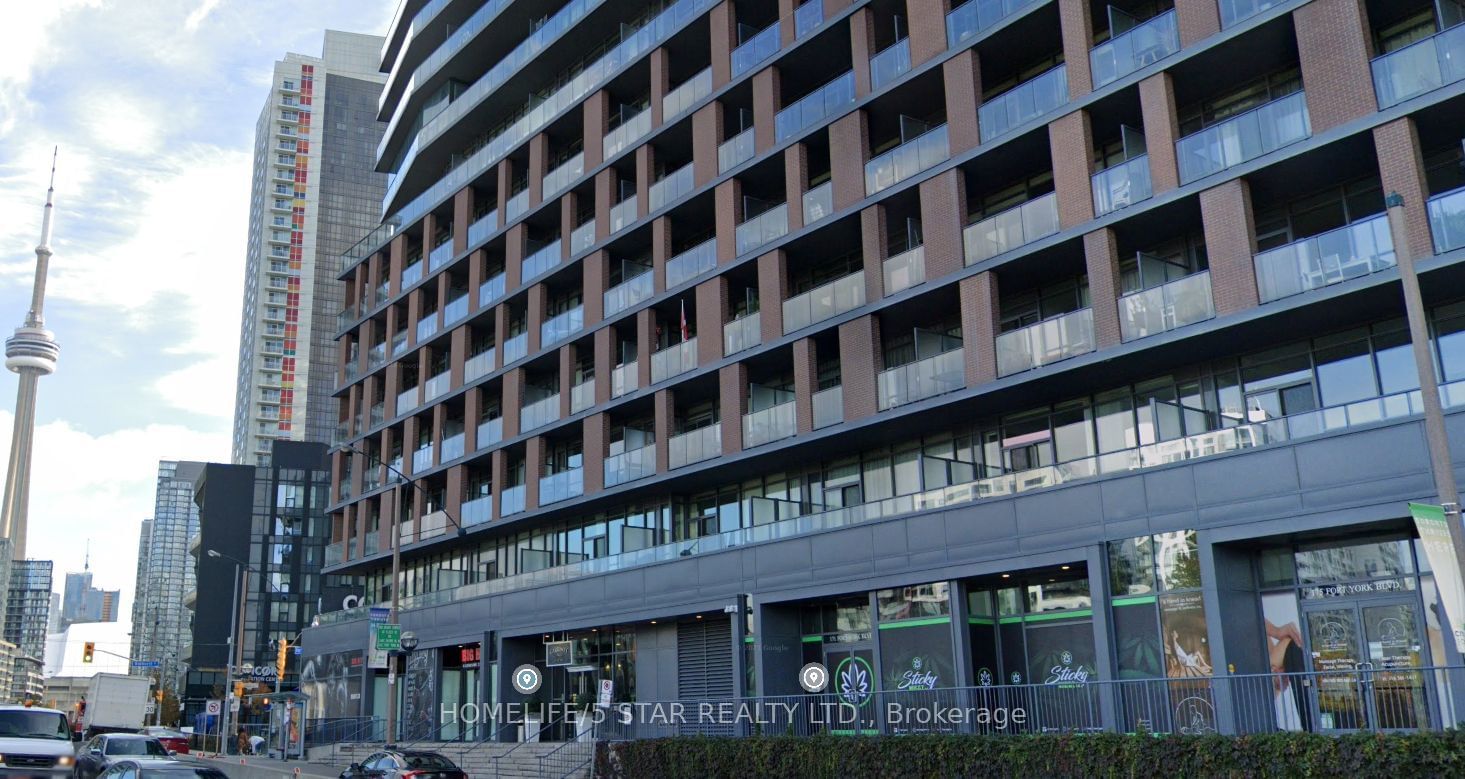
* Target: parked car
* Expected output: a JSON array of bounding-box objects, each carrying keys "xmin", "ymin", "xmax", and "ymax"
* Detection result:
[
  {"xmin": 138, "ymin": 729, "xmax": 188, "ymax": 755},
  {"xmin": 96, "ymin": 759, "xmax": 226, "ymax": 778},
  {"xmin": 73, "ymin": 734, "xmax": 172, "ymax": 779},
  {"xmin": 339, "ymin": 750, "xmax": 468, "ymax": 779}
]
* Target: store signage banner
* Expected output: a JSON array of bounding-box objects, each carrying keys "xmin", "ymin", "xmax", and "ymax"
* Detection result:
[{"xmin": 1409, "ymin": 502, "xmax": 1465, "ymax": 652}]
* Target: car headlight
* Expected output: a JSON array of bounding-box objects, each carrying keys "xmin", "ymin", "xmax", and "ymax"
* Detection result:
[{"xmin": 57, "ymin": 756, "xmax": 75, "ymax": 767}]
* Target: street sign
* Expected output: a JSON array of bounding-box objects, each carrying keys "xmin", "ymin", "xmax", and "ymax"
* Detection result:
[
  {"xmin": 205, "ymin": 700, "xmax": 221, "ymax": 716},
  {"xmin": 597, "ymin": 679, "xmax": 613, "ymax": 708},
  {"xmin": 369, "ymin": 606, "xmax": 390, "ymax": 623},
  {"xmin": 375, "ymin": 624, "xmax": 402, "ymax": 651},
  {"xmin": 130, "ymin": 661, "xmax": 160, "ymax": 669},
  {"xmin": 145, "ymin": 702, "xmax": 156, "ymax": 715}
]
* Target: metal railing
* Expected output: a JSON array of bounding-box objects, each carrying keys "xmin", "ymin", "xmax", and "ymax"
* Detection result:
[
  {"xmin": 538, "ymin": 734, "xmax": 596, "ymax": 779},
  {"xmin": 719, "ymin": 127, "xmax": 756, "ymax": 173},
  {"xmin": 946, "ymin": 0, "xmax": 1043, "ymax": 49},
  {"xmin": 1428, "ymin": 183, "xmax": 1465, "ymax": 254},
  {"xmin": 777, "ymin": 72, "xmax": 856, "ymax": 143},
  {"xmin": 743, "ymin": 400, "xmax": 796, "ymax": 448},
  {"xmin": 723, "ymin": 311, "xmax": 762, "ymax": 356},
  {"xmin": 540, "ymin": 468, "xmax": 585, "ymax": 505},
  {"xmin": 605, "ymin": 445, "xmax": 655, "ymax": 486},
  {"xmin": 663, "ymin": 67, "xmax": 713, "ymax": 122},
  {"xmin": 1176, "ymin": 91, "xmax": 1310, "ymax": 184},
  {"xmin": 521, "ymin": 393, "xmax": 561, "ymax": 432},
  {"xmin": 782, "ymin": 271, "xmax": 865, "ymax": 334},
  {"xmin": 1092, "ymin": 155, "xmax": 1153, "ymax": 216},
  {"xmin": 865, "ymin": 124, "xmax": 949, "ymax": 196},
  {"xmin": 878, "ymin": 348, "xmax": 965, "ymax": 410},
  {"xmin": 1119, "ymin": 271, "xmax": 1215, "ymax": 341},
  {"xmin": 883, "ymin": 245, "xmax": 925, "ymax": 296},
  {"xmin": 666, "ymin": 238, "xmax": 717, "ymax": 288},
  {"xmin": 731, "ymin": 22, "xmax": 780, "ymax": 78},
  {"xmin": 1254, "ymin": 214, "xmax": 1395, "ymax": 303},
  {"xmin": 995, "ymin": 308, "xmax": 1095, "ymax": 376},
  {"xmin": 649, "ymin": 163, "xmax": 694, "ymax": 211},
  {"xmin": 1090, "ymin": 10, "xmax": 1179, "ymax": 88},
  {"xmin": 813, "ymin": 385, "xmax": 843, "ymax": 429},
  {"xmin": 870, "ymin": 38, "xmax": 912, "ymax": 91},
  {"xmin": 669, "ymin": 425, "xmax": 721, "ymax": 469},
  {"xmin": 978, "ymin": 64, "xmax": 1067, "ymax": 142},
  {"xmin": 1371, "ymin": 22, "xmax": 1465, "ymax": 108},
  {"xmin": 651, "ymin": 339, "xmax": 698, "ymax": 383},
  {"xmin": 802, "ymin": 180, "xmax": 835, "ymax": 226},
  {"xmin": 963, "ymin": 192, "xmax": 1059, "ymax": 265}
]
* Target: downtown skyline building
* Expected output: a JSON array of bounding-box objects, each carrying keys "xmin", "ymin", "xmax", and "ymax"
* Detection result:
[
  {"xmin": 59, "ymin": 565, "xmax": 120, "ymax": 629},
  {"xmin": 230, "ymin": 30, "xmax": 389, "ymax": 467},
  {"xmin": 304, "ymin": 0, "xmax": 1465, "ymax": 740},
  {"xmin": 130, "ymin": 461, "xmax": 203, "ymax": 695}
]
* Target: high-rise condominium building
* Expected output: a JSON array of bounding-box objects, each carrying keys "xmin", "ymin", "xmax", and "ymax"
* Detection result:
[
  {"xmin": 230, "ymin": 30, "xmax": 389, "ymax": 466},
  {"xmin": 5, "ymin": 559, "xmax": 51, "ymax": 663},
  {"xmin": 130, "ymin": 462, "xmax": 203, "ymax": 693},
  {"xmin": 60, "ymin": 567, "xmax": 120, "ymax": 629},
  {"xmin": 304, "ymin": 0, "xmax": 1465, "ymax": 738}
]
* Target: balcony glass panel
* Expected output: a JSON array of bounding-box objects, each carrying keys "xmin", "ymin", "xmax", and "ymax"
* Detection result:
[
  {"xmin": 1429, "ymin": 185, "xmax": 1465, "ymax": 254},
  {"xmin": 1175, "ymin": 91, "xmax": 1310, "ymax": 183},
  {"xmin": 731, "ymin": 22, "xmax": 780, "ymax": 78},
  {"xmin": 782, "ymin": 271, "xmax": 866, "ymax": 334},
  {"xmin": 666, "ymin": 239, "xmax": 717, "ymax": 287},
  {"xmin": 883, "ymin": 245, "xmax": 926, "ymax": 296},
  {"xmin": 946, "ymin": 0, "xmax": 1042, "ymax": 48},
  {"xmin": 462, "ymin": 494, "xmax": 493, "ymax": 527},
  {"xmin": 441, "ymin": 432, "xmax": 465, "ymax": 461},
  {"xmin": 1090, "ymin": 10, "xmax": 1179, "ymax": 88},
  {"xmin": 444, "ymin": 294, "xmax": 469, "ymax": 324},
  {"xmin": 476, "ymin": 416, "xmax": 503, "ymax": 448},
  {"xmin": 520, "ymin": 393, "xmax": 561, "ymax": 431},
  {"xmin": 651, "ymin": 339, "xmax": 698, "ymax": 383},
  {"xmin": 648, "ymin": 163, "xmax": 694, "ymax": 211},
  {"xmin": 612, "ymin": 362, "xmax": 639, "ymax": 397},
  {"xmin": 1373, "ymin": 25, "xmax": 1465, "ymax": 108},
  {"xmin": 422, "ymin": 371, "xmax": 451, "ymax": 402},
  {"xmin": 499, "ymin": 484, "xmax": 526, "ymax": 516},
  {"xmin": 479, "ymin": 272, "xmax": 506, "ymax": 306},
  {"xmin": 865, "ymin": 125, "xmax": 949, "ymax": 196},
  {"xmin": 504, "ymin": 189, "xmax": 530, "ymax": 222},
  {"xmin": 603, "ymin": 108, "xmax": 652, "ymax": 160},
  {"xmin": 718, "ymin": 127, "xmax": 756, "ymax": 173},
  {"xmin": 609, "ymin": 196, "xmax": 638, "ymax": 234},
  {"xmin": 605, "ymin": 271, "xmax": 655, "ymax": 316},
  {"xmin": 416, "ymin": 314, "xmax": 439, "ymax": 341},
  {"xmin": 776, "ymin": 72, "xmax": 856, "ymax": 143},
  {"xmin": 878, "ymin": 348, "xmax": 965, "ymax": 410},
  {"xmin": 605, "ymin": 445, "xmax": 655, "ymax": 486},
  {"xmin": 465, "ymin": 349, "xmax": 495, "ymax": 382},
  {"xmin": 995, "ymin": 308, "xmax": 1096, "ymax": 376},
  {"xmin": 540, "ymin": 305, "xmax": 584, "ymax": 346},
  {"xmin": 723, "ymin": 311, "xmax": 762, "ymax": 356},
  {"xmin": 870, "ymin": 38, "xmax": 912, "ymax": 91},
  {"xmin": 375, "ymin": 280, "xmax": 390, "ymax": 304},
  {"xmin": 813, "ymin": 385, "xmax": 843, "ymax": 429},
  {"xmin": 1219, "ymin": 0, "xmax": 1282, "ymax": 28},
  {"xmin": 1119, "ymin": 271, "xmax": 1215, "ymax": 341},
  {"xmin": 668, "ymin": 425, "xmax": 721, "ymax": 469},
  {"xmin": 542, "ymin": 151, "xmax": 585, "ymax": 199},
  {"xmin": 337, "ymin": 303, "xmax": 358, "ymax": 331},
  {"xmin": 802, "ymin": 181, "xmax": 834, "ymax": 225},
  {"xmin": 735, "ymin": 203, "xmax": 789, "ymax": 255},
  {"xmin": 428, "ymin": 241, "xmax": 455, "ymax": 272},
  {"xmin": 539, "ymin": 468, "xmax": 584, "ymax": 505},
  {"xmin": 1253, "ymin": 215, "xmax": 1396, "ymax": 303},
  {"xmin": 795, "ymin": 0, "xmax": 824, "ymax": 37},
  {"xmin": 468, "ymin": 210, "xmax": 498, "ymax": 245},
  {"xmin": 502, "ymin": 332, "xmax": 528, "ymax": 363},
  {"xmin": 1091, "ymin": 155, "xmax": 1153, "ymax": 216},
  {"xmin": 370, "ymin": 403, "xmax": 385, "ymax": 427},
  {"xmin": 368, "ymin": 342, "xmax": 387, "ymax": 368},
  {"xmin": 663, "ymin": 67, "xmax": 713, "ymax": 122},
  {"xmin": 570, "ymin": 220, "xmax": 597, "ymax": 254},
  {"xmin": 521, "ymin": 239, "xmax": 563, "ymax": 280},
  {"xmin": 401, "ymin": 259, "xmax": 424, "ymax": 288},
  {"xmin": 397, "ymin": 386, "xmax": 419, "ymax": 415},
  {"xmin": 978, "ymin": 64, "xmax": 1068, "ymax": 142},
  {"xmin": 411, "ymin": 445, "xmax": 434, "ymax": 472},
  {"xmin": 570, "ymin": 380, "xmax": 595, "ymax": 413},
  {"xmin": 963, "ymin": 192, "xmax": 1059, "ymax": 265},
  {"xmin": 743, "ymin": 400, "xmax": 796, "ymax": 448}
]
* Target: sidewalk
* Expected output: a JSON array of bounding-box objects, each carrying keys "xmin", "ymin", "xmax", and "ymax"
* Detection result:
[{"xmin": 195, "ymin": 753, "xmax": 342, "ymax": 779}]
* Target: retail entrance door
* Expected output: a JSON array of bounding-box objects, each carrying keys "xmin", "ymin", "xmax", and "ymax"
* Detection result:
[{"xmin": 1303, "ymin": 598, "xmax": 1430, "ymax": 730}]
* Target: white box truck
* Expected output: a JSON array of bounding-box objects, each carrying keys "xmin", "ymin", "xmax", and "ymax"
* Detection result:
[{"xmin": 80, "ymin": 673, "xmax": 152, "ymax": 737}]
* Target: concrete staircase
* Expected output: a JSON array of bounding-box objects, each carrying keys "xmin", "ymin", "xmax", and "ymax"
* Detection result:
[{"xmin": 317, "ymin": 739, "xmax": 593, "ymax": 778}]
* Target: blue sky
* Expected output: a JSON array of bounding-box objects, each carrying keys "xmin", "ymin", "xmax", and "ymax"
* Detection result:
[{"xmin": 0, "ymin": 0, "xmax": 394, "ymax": 635}]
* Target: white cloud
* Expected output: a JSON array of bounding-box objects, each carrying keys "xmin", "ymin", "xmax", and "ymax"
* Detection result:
[
  {"xmin": 0, "ymin": 0, "xmax": 105, "ymax": 136},
  {"xmin": 183, "ymin": 0, "xmax": 224, "ymax": 31}
]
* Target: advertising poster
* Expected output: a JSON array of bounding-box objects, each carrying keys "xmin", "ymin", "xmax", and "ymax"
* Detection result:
[
  {"xmin": 1260, "ymin": 591, "xmax": 1308, "ymax": 731},
  {"xmin": 1410, "ymin": 502, "xmax": 1465, "ymax": 652},
  {"xmin": 1159, "ymin": 592, "xmax": 1212, "ymax": 677},
  {"xmin": 401, "ymin": 650, "xmax": 438, "ymax": 740},
  {"xmin": 299, "ymin": 650, "xmax": 364, "ymax": 719},
  {"xmin": 877, "ymin": 622, "xmax": 954, "ymax": 734}
]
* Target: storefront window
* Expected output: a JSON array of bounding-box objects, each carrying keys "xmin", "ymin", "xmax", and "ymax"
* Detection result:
[
  {"xmin": 876, "ymin": 582, "xmax": 951, "ymax": 622},
  {"xmin": 1109, "ymin": 535, "xmax": 1155, "ymax": 596},
  {"xmin": 967, "ymin": 568, "xmax": 1094, "ymax": 691},
  {"xmin": 1156, "ymin": 530, "xmax": 1201, "ymax": 590},
  {"xmin": 1294, "ymin": 538, "xmax": 1414, "ymax": 585},
  {"xmin": 1025, "ymin": 577, "xmax": 1090, "ymax": 613}
]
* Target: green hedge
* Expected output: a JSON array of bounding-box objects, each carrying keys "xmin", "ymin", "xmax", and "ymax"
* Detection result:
[{"xmin": 596, "ymin": 732, "xmax": 1465, "ymax": 778}]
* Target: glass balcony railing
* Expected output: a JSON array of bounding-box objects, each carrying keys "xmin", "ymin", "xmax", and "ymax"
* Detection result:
[
  {"xmin": 605, "ymin": 445, "xmax": 655, "ymax": 486},
  {"xmin": 441, "ymin": 431, "xmax": 466, "ymax": 462},
  {"xmin": 367, "ymin": 342, "xmax": 387, "ymax": 368},
  {"xmin": 1092, "ymin": 155, "xmax": 1153, "ymax": 216},
  {"xmin": 802, "ymin": 181, "xmax": 834, "ymax": 226},
  {"xmin": 1176, "ymin": 91, "xmax": 1310, "ymax": 184},
  {"xmin": 468, "ymin": 209, "xmax": 498, "ymax": 245},
  {"xmin": 663, "ymin": 67, "xmax": 713, "ymax": 122},
  {"xmin": 428, "ymin": 241, "xmax": 455, "ymax": 272},
  {"xmin": 878, "ymin": 348, "xmax": 966, "ymax": 410},
  {"xmin": 465, "ymin": 349, "xmax": 494, "ymax": 382},
  {"xmin": 520, "ymin": 393, "xmax": 561, "ymax": 432},
  {"xmin": 504, "ymin": 189, "xmax": 530, "ymax": 222},
  {"xmin": 397, "ymin": 386, "xmax": 419, "ymax": 415},
  {"xmin": 502, "ymin": 332, "xmax": 528, "ymax": 363},
  {"xmin": 570, "ymin": 220, "xmax": 597, "ymax": 254},
  {"xmin": 541, "ymin": 305, "xmax": 584, "ymax": 346},
  {"xmin": 995, "ymin": 308, "xmax": 1096, "ymax": 376},
  {"xmin": 605, "ymin": 271, "xmax": 655, "ymax": 316},
  {"xmin": 412, "ymin": 445, "xmax": 434, "ymax": 473},
  {"xmin": 1219, "ymin": 0, "xmax": 1282, "ymax": 28},
  {"xmin": 542, "ymin": 151, "xmax": 585, "ymax": 199},
  {"xmin": 325, "ymin": 541, "xmax": 344, "ymax": 566},
  {"xmin": 735, "ymin": 203, "xmax": 789, "ymax": 255},
  {"xmin": 1090, "ymin": 10, "xmax": 1179, "ymax": 88},
  {"xmin": 570, "ymin": 379, "xmax": 595, "ymax": 413},
  {"xmin": 776, "ymin": 71, "xmax": 857, "ymax": 144},
  {"xmin": 500, "ymin": 484, "xmax": 526, "ymax": 516},
  {"xmin": 416, "ymin": 314, "xmax": 439, "ymax": 341},
  {"xmin": 946, "ymin": 0, "xmax": 1042, "ymax": 48},
  {"xmin": 783, "ymin": 271, "xmax": 865, "ymax": 334},
  {"xmin": 337, "ymin": 303, "xmax": 359, "ymax": 330},
  {"xmin": 375, "ymin": 280, "xmax": 390, "ymax": 305},
  {"xmin": 719, "ymin": 127, "xmax": 756, "ymax": 174},
  {"xmin": 723, "ymin": 311, "xmax": 762, "ymax": 356},
  {"xmin": 610, "ymin": 196, "xmax": 638, "ymax": 234},
  {"xmin": 370, "ymin": 403, "xmax": 385, "ymax": 427},
  {"xmin": 648, "ymin": 163, "xmax": 694, "ymax": 211},
  {"xmin": 444, "ymin": 294, "xmax": 469, "ymax": 325},
  {"xmin": 1372, "ymin": 24, "xmax": 1465, "ymax": 108},
  {"xmin": 651, "ymin": 339, "xmax": 698, "ymax": 383},
  {"xmin": 603, "ymin": 108, "xmax": 652, "ymax": 160},
  {"xmin": 521, "ymin": 239, "xmax": 563, "ymax": 280},
  {"xmin": 1254, "ymin": 215, "xmax": 1396, "ymax": 303},
  {"xmin": 669, "ymin": 425, "xmax": 721, "ymax": 469},
  {"xmin": 883, "ymin": 245, "xmax": 926, "ymax": 296},
  {"xmin": 978, "ymin": 64, "xmax": 1068, "ymax": 143},
  {"xmin": 865, "ymin": 124, "xmax": 949, "ymax": 196},
  {"xmin": 743, "ymin": 400, "xmax": 796, "ymax": 448},
  {"xmin": 731, "ymin": 22, "xmax": 780, "ymax": 78},
  {"xmin": 479, "ymin": 272, "xmax": 506, "ymax": 306},
  {"xmin": 870, "ymin": 38, "xmax": 911, "ymax": 91},
  {"xmin": 795, "ymin": 0, "xmax": 824, "ymax": 38},
  {"xmin": 666, "ymin": 238, "xmax": 717, "ymax": 288},
  {"xmin": 462, "ymin": 494, "xmax": 493, "ymax": 527},
  {"xmin": 1430, "ymin": 184, "xmax": 1465, "ymax": 254},
  {"xmin": 422, "ymin": 371, "xmax": 451, "ymax": 402},
  {"xmin": 1119, "ymin": 271, "xmax": 1215, "ymax": 342},
  {"xmin": 963, "ymin": 191, "xmax": 1060, "ymax": 265},
  {"xmin": 612, "ymin": 361, "xmax": 639, "ymax": 398},
  {"xmin": 813, "ymin": 385, "xmax": 843, "ymax": 429},
  {"xmin": 401, "ymin": 259, "xmax": 424, "ymax": 288},
  {"xmin": 539, "ymin": 468, "xmax": 585, "ymax": 505},
  {"xmin": 477, "ymin": 416, "xmax": 503, "ymax": 449}
]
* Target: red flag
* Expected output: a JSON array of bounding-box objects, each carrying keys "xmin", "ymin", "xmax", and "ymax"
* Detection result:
[{"xmin": 679, "ymin": 299, "xmax": 689, "ymax": 342}]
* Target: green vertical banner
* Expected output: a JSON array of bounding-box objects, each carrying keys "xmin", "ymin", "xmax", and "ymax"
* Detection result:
[{"xmin": 1409, "ymin": 502, "xmax": 1465, "ymax": 652}]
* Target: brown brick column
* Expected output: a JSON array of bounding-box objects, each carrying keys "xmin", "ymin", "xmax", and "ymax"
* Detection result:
[
  {"xmin": 1199, "ymin": 178, "xmax": 1259, "ymax": 314},
  {"xmin": 1139, "ymin": 72, "xmax": 1181, "ymax": 195},
  {"xmin": 907, "ymin": 0, "xmax": 950, "ymax": 66},
  {"xmin": 710, "ymin": 1, "xmax": 736, "ymax": 88},
  {"xmin": 1049, "ymin": 110, "xmax": 1095, "ymax": 228},
  {"xmin": 1057, "ymin": 0, "xmax": 1093, "ymax": 100},
  {"xmin": 444, "ymin": 465, "xmax": 464, "ymax": 521},
  {"xmin": 719, "ymin": 362, "xmax": 748, "ymax": 453},
  {"xmin": 653, "ymin": 389, "xmax": 673, "ymax": 471},
  {"xmin": 635, "ymin": 145, "xmax": 654, "ymax": 220},
  {"xmin": 492, "ymin": 304, "xmax": 509, "ymax": 372},
  {"xmin": 494, "ymin": 160, "xmax": 512, "ymax": 226},
  {"xmin": 757, "ymin": 250, "xmax": 788, "ymax": 341},
  {"xmin": 1294, "ymin": 0, "xmax": 1377, "ymax": 133},
  {"xmin": 1083, "ymin": 228, "xmax": 1123, "ymax": 348},
  {"xmin": 464, "ymin": 387, "xmax": 481, "ymax": 452},
  {"xmin": 829, "ymin": 110, "xmax": 869, "ymax": 211},
  {"xmin": 582, "ymin": 413, "xmax": 609, "ymax": 493},
  {"xmin": 584, "ymin": 250, "xmax": 607, "ymax": 326},
  {"xmin": 593, "ymin": 326, "xmax": 614, "ymax": 404},
  {"xmin": 504, "ymin": 224, "xmax": 525, "ymax": 290},
  {"xmin": 650, "ymin": 48, "xmax": 670, "ymax": 128},
  {"xmin": 583, "ymin": 91, "xmax": 609, "ymax": 170},
  {"xmin": 1373, "ymin": 118, "xmax": 1435, "ymax": 260},
  {"xmin": 652, "ymin": 217, "xmax": 672, "ymax": 293},
  {"xmin": 525, "ymin": 283, "xmax": 546, "ymax": 355},
  {"xmin": 943, "ymin": 50, "xmax": 982, "ymax": 155},
  {"xmin": 793, "ymin": 337, "xmax": 817, "ymax": 434},
  {"xmin": 850, "ymin": 8, "xmax": 876, "ymax": 97},
  {"xmin": 919, "ymin": 169, "xmax": 967, "ymax": 282},
  {"xmin": 752, "ymin": 67, "xmax": 781, "ymax": 154},
  {"xmin": 403, "ymin": 415, "xmax": 422, "ymax": 476},
  {"xmin": 838, "ymin": 315, "xmax": 882, "ymax": 421},
  {"xmin": 859, "ymin": 205, "xmax": 887, "ymax": 301},
  {"xmin": 431, "ymin": 404, "xmax": 446, "ymax": 467},
  {"xmin": 527, "ymin": 134, "xmax": 548, "ymax": 207},
  {"xmin": 524, "ymin": 436, "xmax": 543, "ymax": 510},
  {"xmin": 558, "ymin": 344, "xmax": 575, "ymax": 418},
  {"xmin": 636, "ymin": 309, "xmax": 655, "ymax": 387},
  {"xmin": 959, "ymin": 272, "xmax": 999, "ymax": 385},
  {"xmin": 692, "ymin": 102, "xmax": 723, "ymax": 188},
  {"xmin": 784, "ymin": 144, "xmax": 809, "ymax": 233},
  {"xmin": 560, "ymin": 192, "xmax": 579, "ymax": 255},
  {"xmin": 715, "ymin": 180, "xmax": 743, "ymax": 263},
  {"xmin": 388, "ymin": 234, "xmax": 406, "ymax": 296},
  {"xmin": 489, "ymin": 449, "xmax": 507, "ymax": 518},
  {"xmin": 1174, "ymin": 0, "xmax": 1220, "ymax": 46},
  {"xmin": 502, "ymin": 367, "xmax": 523, "ymax": 439},
  {"xmin": 594, "ymin": 169, "xmax": 617, "ymax": 242},
  {"xmin": 449, "ymin": 326, "xmax": 467, "ymax": 390},
  {"xmin": 453, "ymin": 187, "xmax": 474, "ymax": 253},
  {"xmin": 696, "ymin": 275, "xmax": 730, "ymax": 363},
  {"xmin": 405, "ymin": 289, "xmax": 423, "ymax": 349}
]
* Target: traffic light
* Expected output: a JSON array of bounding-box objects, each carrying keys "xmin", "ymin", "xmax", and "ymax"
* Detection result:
[
  {"xmin": 82, "ymin": 642, "xmax": 95, "ymax": 663},
  {"xmin": 276, "ymin": 638, "xmax": 289, "ymax": 681},
  {"xmin": 233, "ymin": 681, "xmax": 244, "ymax": 701}
]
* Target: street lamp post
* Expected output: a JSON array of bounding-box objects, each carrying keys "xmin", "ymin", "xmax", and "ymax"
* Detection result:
[
  {"xmin": 211, "ymin": 554, "xmax": 247, "ymax": 756},
  {"xmin": 208, "ymin": 548, "xmax": 295, "ymax": 756}
]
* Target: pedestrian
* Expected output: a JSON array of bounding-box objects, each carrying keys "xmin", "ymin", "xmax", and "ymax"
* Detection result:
[{"xmin": 236, "ymin": 728, "xmax": 249, "ymax": 756}]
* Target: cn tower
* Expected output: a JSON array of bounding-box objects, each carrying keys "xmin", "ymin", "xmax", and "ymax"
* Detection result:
[{"xmin": 0, "ymin": 151, "xmax": 61, "ymax": 561}]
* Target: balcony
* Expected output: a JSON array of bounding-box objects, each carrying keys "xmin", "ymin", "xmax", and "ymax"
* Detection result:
[
  {"xmin": 1092, "ymin": 155, "xmax": 1153, "ymax": 216},
  {"xmin": 813, "ymin": 385, "xmax": 843, "ymax": 429},
  {"xmin": 375, "ymin": 280, "xmax": 390, "ymax": 304},
  {"xmin": 731, "ymin": 22, "xmax": 780, "ymax": 78},
  {"xmin": 612, "ymin": 362, "xmax": 639, "ymax": 398},
  {"xmin": 1090, "ymin": 10, "xmax": 1179, "ymax": 88},
  {"xmin": 520, "ymin": 393, "xmax": 562, "ymax": 431},
  {"xmin": 477, "ymin": 416, "xmax": 503, "ymax": 448},
  {"xmin": 367, "ymin": 342, "xmax": 387, "ymax": 368},
  {"xmin": 325, "ymin": 542, "xmax": 344, "ymax": 566},
  {"xmin": 605, "ymin": 271, "xmax": 655, "ymax": 316},
  {"xmin": 570, "ymin": 379, "xmax": 595, "ymax": 413},
  {"xmin": 870, "ymin": 38, "xmax": 911, "ymax": 91},
  {"xmin": 665, "ymin": 238, "xmax": 717, "ymax": 288},
  {"xmin": 1176, "ymin": 91, "xmax": 1310, "ymax": 184},
  {"xmin": 337, "ymin": 303, "xmax": 358, "ymax": 330},
  {"xmin": 444, "ymin": 294, "xmax": 470, "ymax": 325},
  {"xmin": 411, "ymin": 445, "xmax": 434, "ymax": 473},
  {"xmin": 1219, "ymin": 0, "xmax": 1282, "ymax": 27},
  {"xmin": 946, "ymin": 0, "xmax": 1042, "ymax": 48},
  {"xmin": 649, "ymin": 163, "xmax": 694, "ymax": 211},
  {"xmin": 724, "ymin": 311, "xmax": 762, "ymax": 356},
  {"xmin": 651, "ymin": 339, "xmax": 698, "ymax": 383},
  {"xmin": 1430, "ymin": 184, "xmax": 1465, "ymax": 254},
  {"xmin": 1374, "ymin": 24, "xmax": 1465, "ymax": 108},
  {"xmin": 603, "ymin": 108, "xmax": 652, "ymax": 160},
  {"xmin": 978, "ymin": 64, "xmax": 1068, "ymax": 142},
  {"xmin": 609, "ymin": 196, "xmax": 639, "ymax": 234},
  {"xmin": 416, "ymin": 313, "xmax": 439, "ymax": 341},
  {"xmin": 499, "ymin": 190, "xmax": 527, "ymax": 223},
  {"xmin": 500, "ymin": 484, "xmax": 526, "ymax": 516},
  {"xmin": 539, "ymin": 467, "xmax": 584, "ymax": 505},
  {"xmin": 718, "ymin": 127, "xmax": 755, "ymax": 173},
  {"xmin": 775, "ymin": 71, "xmax": 856, "ymax": 143},
  {"xmin": 1118, "ymin": 270, "xmax": 1215, "ymax": 341},
  {"xmin": 462, "ymin": 494, "xmax": 493, "ymax": 527},
  {"xmin": 542, "ymin": 152, "xmax": 585, "ymax": 200},
  {"xmin": 668, "ymin": 424, "xmax": 721, "ymax": 469},
  {"xmin": 604, "ymin": 445, "xmax": 655, "ymax": 487},
  {"xmin": 664, "ymin": 67, "xmax": 713, "ymax": 122},
  {"xmin": 878, "ymin": 348, "xmax": 965, "ymax": 411},
  {"xmin": 466, "ymin": 348, "xmax": 494, "ymax": 382},
  {"xmin": 570, "ymin": 220, "xmax": 597, "ymax": 254},
  {"xmin": 541, "ymin": 305, "xmax": 585, "ymax": 346},
  {"xmin": 735, "ymin": 202, "xmax": 789, "ymax": 255},
  {"xmin": 883, "ymin": 245, "xmax": 926, "ymax": 296},
  {"xmin": 479, "ymin": 272, "xmax": 506, "ymax": 306},
  {"xmin": 502, "ymin": 332, "xmax": 528, "ymax": 363},
  {"xmin": 422, "ymin": 371, "xmax": 451, "ymax": 403},
  {"xmin": 802, "ymin": 181, "xmax": 834, "ymax": 226},
  {"xmin": 995, "ymin": 308, "xmax": 1096, "ymax": 376},
  {"xmin": 782, "ymin": 271, "xmax": 866, "ymax": 334},
  {"xmin": 963, "ymin": 191, "xmax": 1059, "ymax": 265},
  {"xmin": 865, "ymin": 125, "xmax": 949, "ymax": 196},
  {"xmin": 441, "ymin": 431, "xmax": 465, "ymax": 461},
  {"xmin": 743, "ymin": 400, "xmax": 796, "ymax": 448},
  {"xmin": 1254, "ymin": 215, "xmax": 1396, "ymax": 303},
  {"xmin": 428, "ymin": 240, "xmax": 455, "ymax": 272},
  {"xmin": 397, "ymin": 386, "xmax": 419, "ymax": 415},
  {"xmin": 401, "ymin": 258, "xmax": 423, "ymax": 288},
  {"xmin": 522, "ymin": 239, "xmax": 563, "ymax": 280},
  {"xmin": 468, "ymin": 210, "xmax": 498, "ymax": 245},
  {"xmin": 364, "ymin": 532, "xmax": 381, "ymax": 557}
]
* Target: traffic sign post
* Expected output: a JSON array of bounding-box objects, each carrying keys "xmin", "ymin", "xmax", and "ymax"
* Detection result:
[
  {"xmin": 375, "ymin": 624, "xmax": 402, "ymax": 651},
  {"xmin": 130, "ymin": 660, "xmax": 160, "ymax": 669}
]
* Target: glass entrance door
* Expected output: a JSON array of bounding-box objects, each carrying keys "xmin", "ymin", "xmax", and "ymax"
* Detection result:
[
  {"xmin": 1360, "ymin": 602, "xmax": 1428, "ymax": 729},
  {"xmin": 823, "ymin": 645, "xmax": 878, "ymax": 734},
  {"xmin": 1303, "ymin": 599, "xmax": 1430, "ymax": 731}
]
